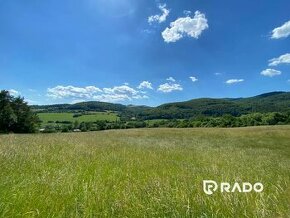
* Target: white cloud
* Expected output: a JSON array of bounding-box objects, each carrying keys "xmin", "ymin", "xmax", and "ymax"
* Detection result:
[
  {"xmin": 137, "ymin": 81, "xmax": 153, "ymax": 89},
  {"xmin": 47, "ymin": 85, "xmax": 102, "ymax": 99},
  {"xmin": 166, "ymin": 77, "xmax": 176, "ymax": 82},
  {"xmin": 183, "ymin": 10, "xmax": 192, "ymax": 16},
  {"xmin": 47, "ymin": 85, "xmax": 147, "ymax": 103},
  {"xmin": 103, "ymin": 85, "xmax": 138, "ymax": 95},
  {"xmin": 260, "ymin": 69, "xmax": 282, "ymax": 77},
  {"xmin": 8, "ymin": 89, "xmax": 20, "ymax": 96},
  {"xmin": 271, "ymin": 20, "xmax": 290, "ymax": 39},
  {"xmin": 225, "ymin": 79, "xmax": 244, "ymax": 84},
  {"xmin": 214, "ymin": 73, "xmax": 222, "ymax": 76},
  {"xmin": 158, "ymin": 82, "xmax": 183, "ymax": 93},
  {"xmin": 189, "ymin": 76, "xmax": 198, "ymax": 82},
  {"xmin": 148, "ymin": 3, "xmax": 170, "ymax": 24},
  {"xmin": 162, "ymin": 11, "xmax": 208, "ymax": 43},
  {"xmin": 132, "ymin": 94, "xmax": 149, "ymax": 99},
  {"xmin": 158, "ymin": 77, "xmax": 183, "ymax": 93},
  {"xmin": 268, "ymin": 53, "xmax": 290, "ymax": 66}
]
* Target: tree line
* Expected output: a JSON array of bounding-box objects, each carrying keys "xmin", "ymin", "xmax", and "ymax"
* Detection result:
[
  {"xmin": 1, "ymin": 89, "xmax": 290, "ymax": 134},
  {"xmin": 42, "ymin": 112, "xmax": 290, "ymax": 133}
]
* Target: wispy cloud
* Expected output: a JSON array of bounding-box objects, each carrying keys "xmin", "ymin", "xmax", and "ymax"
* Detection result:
[
  {"xmin": 225, "ymin": 79, "xmax": 244, "ymax": 84},
  {"xmin": 260, "ymin": 69, "xmax": 282, "ymax": 77},
  {"xmin": 271, "ymin": 20, "xmax": 290, "ymax": 39},
  {"xmin": 148, "ymin": 3, "xmax": 169, "ymax": 24},
  {"xmin": 189, "ymin": 76, "xmax": 198, "ymax": 82},
  {"xmin": 162, "ymin": 11, "xmax": 208, "ymax": 43},
  {"xmin": 166, "ymin": 77, "xmax": 176, "ymax": 82},
  {"xmin": 183, "ymin": 10, "xmax": 192, "ymax": 16},
  {"xmin": 268, "ymin": 53, "xmax": 290, "ymax": 66}
]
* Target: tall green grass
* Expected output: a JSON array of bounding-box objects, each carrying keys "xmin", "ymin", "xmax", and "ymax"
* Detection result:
[{"xmin": 0, "ymin": 126, "xmax": 290, "ymax": 217}]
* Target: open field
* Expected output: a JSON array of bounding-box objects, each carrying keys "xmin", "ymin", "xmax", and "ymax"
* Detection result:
[
  {"xmin": 0, "ymin": 126, "xmax": 290, "ymax": 217},
  {"xmin": 38, "ymin": 112, "xmax": 119, "ymax": 124}
]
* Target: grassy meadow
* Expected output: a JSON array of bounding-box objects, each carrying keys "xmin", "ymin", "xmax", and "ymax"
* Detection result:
[
  {"xmin": 0, "ymin": 126, "xmax": 290, "ymax": 217},
  {"xmin": 38, "ymin": 112, "xmax": 119, "ymax": 124}
]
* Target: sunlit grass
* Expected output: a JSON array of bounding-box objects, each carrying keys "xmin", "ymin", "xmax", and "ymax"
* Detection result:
[
  {"xmin": 38, "ymin": 112, "xmax": 119, "ymax": 124},
  {"xmin": 0, "ymin": 126, "xmax": 290, "ymax": 217}
]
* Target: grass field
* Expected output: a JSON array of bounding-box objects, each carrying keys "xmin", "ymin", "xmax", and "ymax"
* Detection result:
[
  {"xmin": 0, "ymin": 126, "xmax": 290, "ymax": 217},
  {"xmin": 38, "ymin": 112, "xmax": 119, "ymax": 124}
]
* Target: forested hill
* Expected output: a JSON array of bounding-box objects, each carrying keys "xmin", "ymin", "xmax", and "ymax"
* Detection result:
[
  {"xmin": 32, "ymin": 91, "xmax": 290, "ymax": 119},
  {"xmin": 32, "ymin": 101, "xmax": 128, "ymax": 112},
  {"xmin": 146, "ymin": 91, "xmax": 290, "ymax": 119}
]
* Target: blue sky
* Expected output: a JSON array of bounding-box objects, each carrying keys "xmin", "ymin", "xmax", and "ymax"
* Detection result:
[{"xmin": 1, "ymin": 0, "xmax": 290, "ymax": 106}]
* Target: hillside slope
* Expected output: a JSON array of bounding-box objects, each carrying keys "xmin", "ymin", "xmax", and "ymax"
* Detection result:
[
  {"xmin": 32, "ymin": 91, "xmax": 290, "ymax": 119},
  {"xmin": 144, "ymin": 91, "xmax": 290, "ymax": 119}
]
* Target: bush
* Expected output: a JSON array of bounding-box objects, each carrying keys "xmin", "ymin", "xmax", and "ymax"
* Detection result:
[{"xmin": 43, "ymin": 125, "xmax": 57, "ymax": 133}]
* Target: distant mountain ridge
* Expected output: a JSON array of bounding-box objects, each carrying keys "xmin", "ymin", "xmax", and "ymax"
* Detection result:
[{"xmin": 32, "ymin": 91, "xmax": 290, "ymax": 119}]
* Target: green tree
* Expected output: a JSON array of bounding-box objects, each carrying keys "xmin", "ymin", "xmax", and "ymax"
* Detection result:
[{"xmin": 0, "ymin": 90, "xmax": 40, "ymax": 133}]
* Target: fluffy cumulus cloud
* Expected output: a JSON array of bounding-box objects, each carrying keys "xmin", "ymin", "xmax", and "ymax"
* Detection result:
[
  {"xmin": 137, "ymin": 81, "xmax": 153, "ymax": 89},
  {"xmin": 158, "ymin": 82, "xmax": 183, "ymax": 93},
  {"xmin": 268, "ymin": 53, "xmax": 290, "ymax": 66},
  {"xmin": 271, "ymin": 20, "xmax": 290, "ymax": 39},
  {"xmin": 189, "ymin": 76, "xmax": 198, "ymax": 82},
  {"xmin": 162, "ymin": 11, "xmax": 208, "ymax": 43},
  {"xmin": 47, "ymin": 85, "xmax": 147, "ymax": 103},
  {"xmin": 103, "ymin": 85, "xmax": 138, "ymax": 95},
  {"xmin": 101, "ymin": 85, "xmax": 144, "ymax": 101},
  {"xmin": 225, "ymin": 79, "xmax": 244, "ymax": 84},
  {"xmin": 8, "ymin": 89, "xmax": 20, "ymax": 96},
  {"xmin": 148, "ymin": 3, "xmax": 169, "ymax": 24},
  {"xmin": 47, "ymin": 86, "xmax": 102, "ymax": 99},
  {"xmin": 260, "ymin": 69, "xmax": 282, "ymax": 77}
]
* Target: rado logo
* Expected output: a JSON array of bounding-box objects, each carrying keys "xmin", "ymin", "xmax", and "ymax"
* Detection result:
[{"xmin": 203, "ymin": 180, "xmax": 264, "ymax": 195}]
